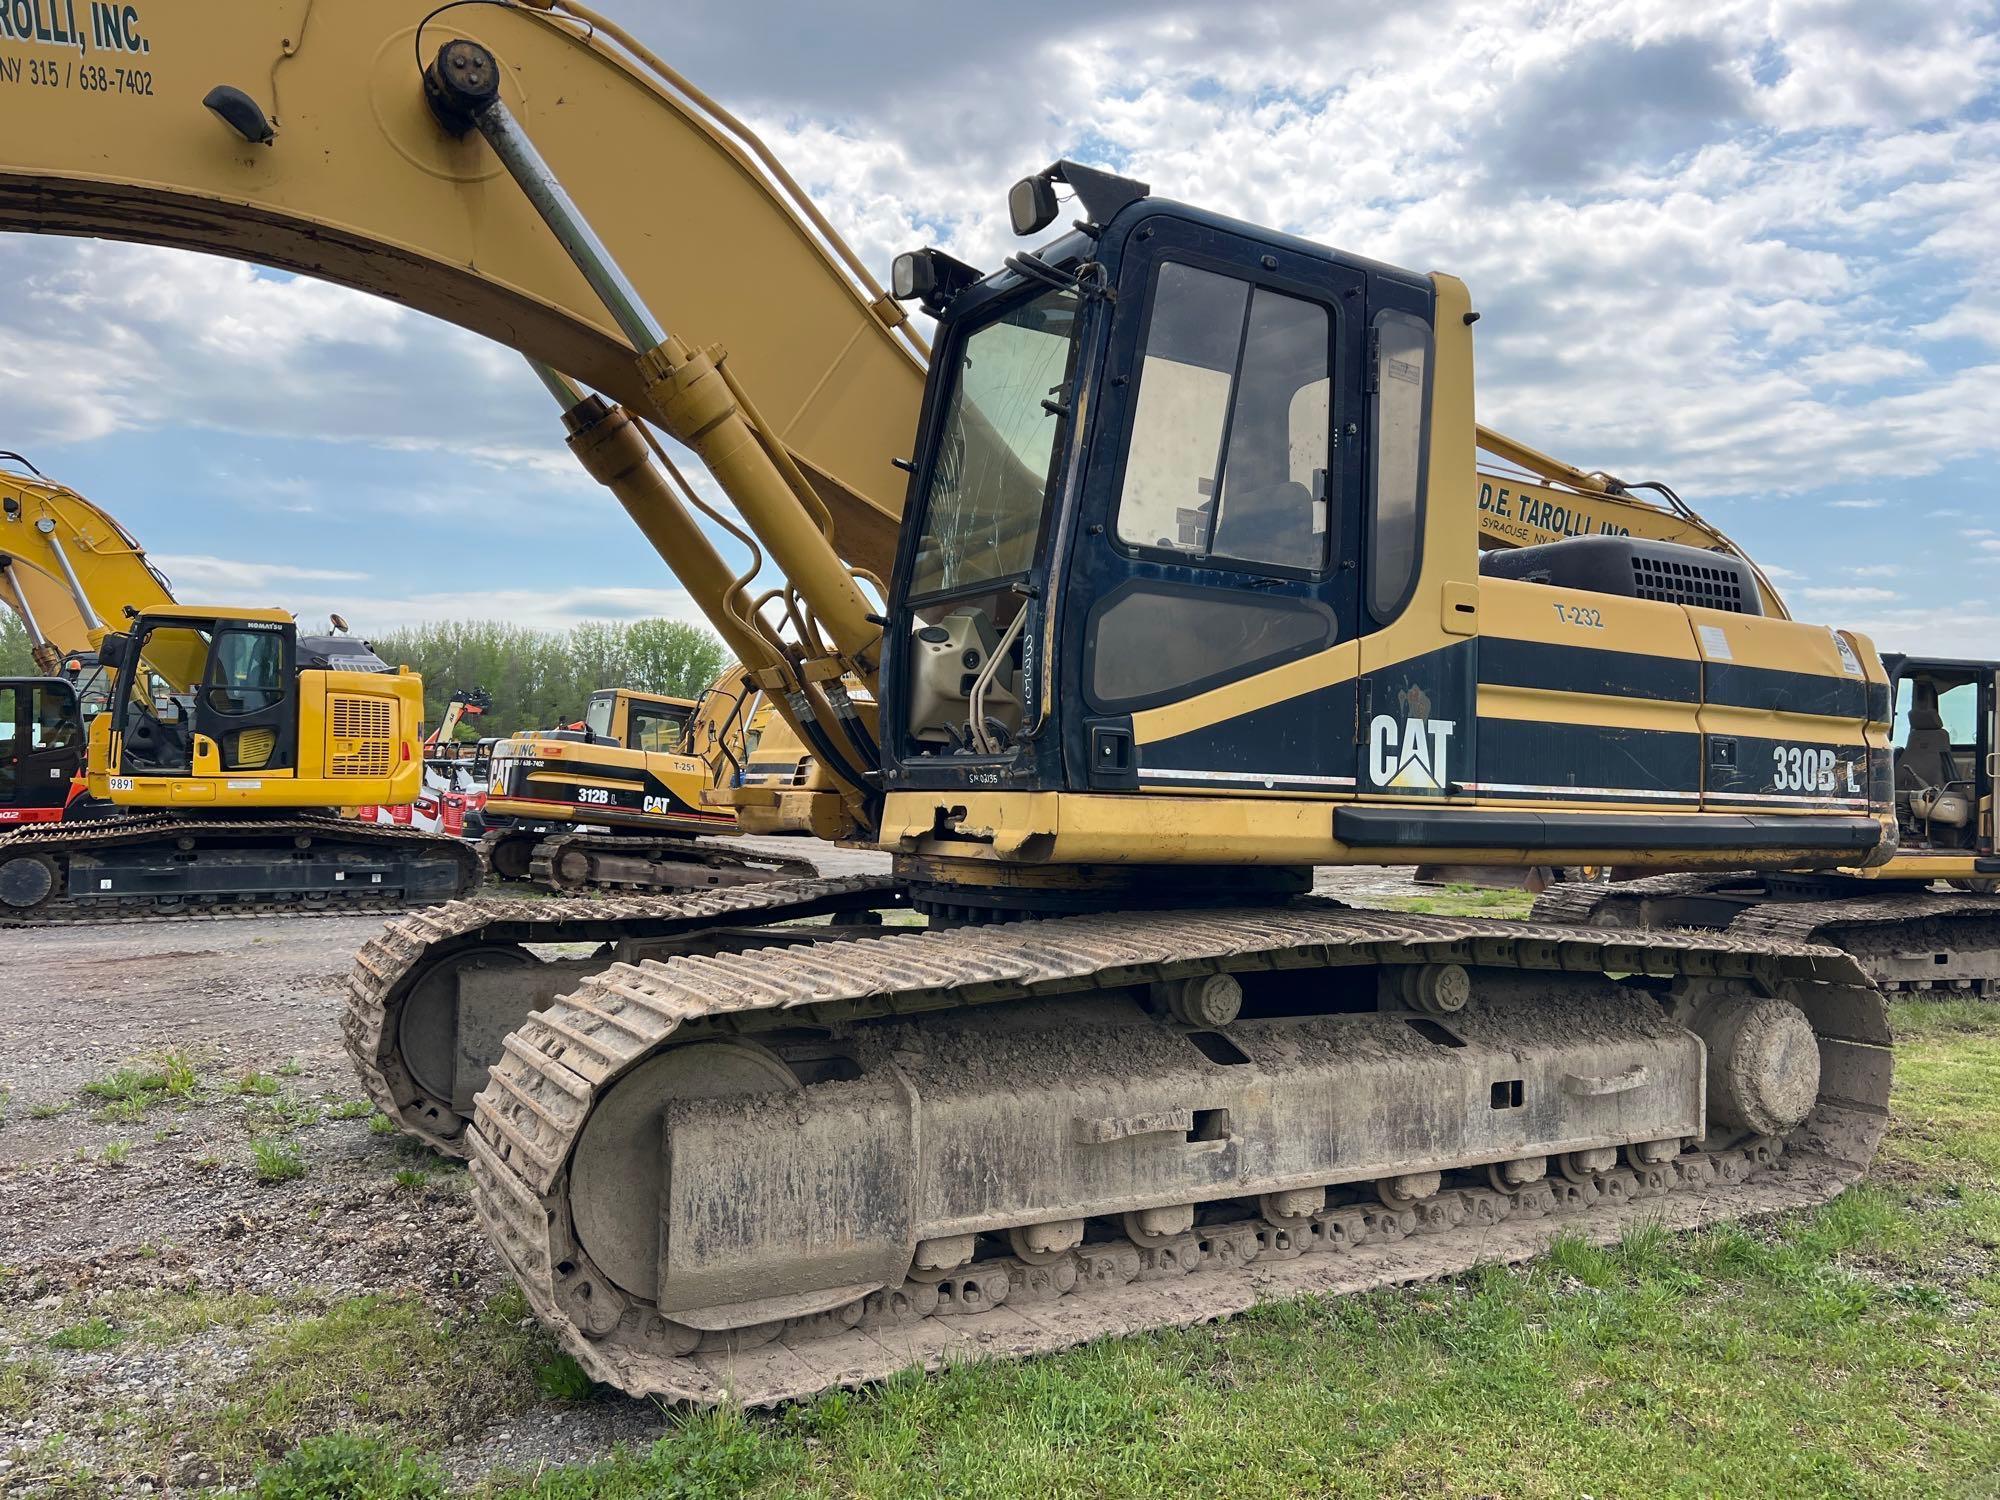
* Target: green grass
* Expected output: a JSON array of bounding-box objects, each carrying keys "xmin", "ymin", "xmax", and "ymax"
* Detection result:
[
  {"xmin": 462, "ymin": 997, "xmax": 2000, "ymax": 1500},
  {"xmin": 28, "ymin": 1098, "xmax": 74, "ymax": 1120},
  {"xmin": 391, "ymin": 1168, "xmax": 428, "ymax": 1192},
  {"xmin": 1373, "ymin": 880, "xmax": 1539, "ymax": 919},
  {"xmin": 328, "ymin": 1098, "xmax": 375, "ymax": 1121},
  {"xmin": 0, "ymin": 1353, "xmax": 53, "ymax": 1417},
  {"xmin": 252, "ymin": 1139, "xmax": 306, "ymax": 1185},
  {"xmin": 276, "ymin": 1058, "xmax": 305, "ymax": 1078},
  {"xmin": 251, "ymin": 1433, "xmax": 443, "ymax": 1500},
  {"xmin": 367, "ymin": 1112, "xmax": 398, "ymax": 1136},
  {"xmin": 186, "ymin": 1291, "xmax": 554, "ymax": 1487},
  {"xmin": 237, "ymin": 1071, "xmax": 282, "ymax": 1097},
  {"xmin": 48, "ymin": 1316, "xmax": 125, "ymax": 1352},
  {"xmin": 100, "ymin": 1139, "xmax": 131, "ymax": 1167},
  {"xmin": 79, "ymin": 1051, "xmax": 197, "ymax": 1122}
]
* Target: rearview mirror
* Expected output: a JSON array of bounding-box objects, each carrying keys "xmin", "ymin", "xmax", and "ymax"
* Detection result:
[
  {"xmin": 1009, "ymin": 174, "xmax": 1060, "ymax": 237},
  {"xmin": 95, "ymin": 631, "xmax": 133, "ymax": 677}
]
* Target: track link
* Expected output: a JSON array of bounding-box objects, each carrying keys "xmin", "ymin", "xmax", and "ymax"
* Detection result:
[
  {"xmin": 467, "ymin": 903, "xmax": 1889, "ymax": 1407},
  {"xmin": 524, "ymin": 830, "xmax": 819, "ymax": 894},
  {"xmin": 0, "ymin": 813, "xmax": 481, "ymax": 926},
  {"xmin": 341, "ymin": 876, "xmax": 904, "ymax": 1156},
  {"xmin": 1535, "ymin": 873, "xmax": 2000, "ymax": 997}
]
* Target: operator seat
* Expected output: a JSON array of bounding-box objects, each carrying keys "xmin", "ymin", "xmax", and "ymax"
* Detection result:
[{"xmin": 1898, "ymin": 681, "xmax": 1955, "ymax": 792}]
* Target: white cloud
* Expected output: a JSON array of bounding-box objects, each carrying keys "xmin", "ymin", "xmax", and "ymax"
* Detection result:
[
  {"xmin": 1796, "ymin": 345, "xmax": 1926, "ymax": 384},
  {"xmin": 1828, "ymin": 498, "xmax": 1885, "ymax": 509},
  {"xmin": 149, "ymin": 555, "xmax": 368, "ymax": 595},
  {"xmin": 1798, "ymin": 584, "xmax": 1898, "ymax": 604}
]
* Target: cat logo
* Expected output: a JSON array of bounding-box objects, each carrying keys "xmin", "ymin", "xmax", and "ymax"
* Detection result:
[{"xmin": 1368, "ymin": 715, "xmax": 1456, "ymax": 791}]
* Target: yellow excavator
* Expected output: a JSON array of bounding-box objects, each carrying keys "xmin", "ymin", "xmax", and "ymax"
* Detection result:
[
  {"xmin": 1, "ymin": 1, "xmax": 1899, "ymax": 1405},
  {"xmin": 480, "ymin": 667, "xmax": 816, "ymax": 889},
  {"xmin": 0, "ymin": 461, "xmax": 479, "ymax": 920},
  {"xmin": 1465, "ymin": 429, "xmax": 2000, "ymax": 997}
]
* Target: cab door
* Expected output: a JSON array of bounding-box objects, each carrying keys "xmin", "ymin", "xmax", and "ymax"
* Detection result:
[
  {"xmin": 195, "ymin": 623, "xmax": 297, "ymax": 773},
  {"xmin": 1063, "ymin": 213, "xmax": 1366, "ymax": 796},
  {"xmin": 0, "ymin": 678, "xmax": 82, "ymax": 821}
]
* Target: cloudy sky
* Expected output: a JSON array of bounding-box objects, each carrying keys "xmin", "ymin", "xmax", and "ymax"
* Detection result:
[{"xmin": 3, "ymin": 0, "xmax": 1997, "ymax": 651}]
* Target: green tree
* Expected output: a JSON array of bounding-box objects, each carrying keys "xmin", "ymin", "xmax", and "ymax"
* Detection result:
[
  {"xmin": 362, "ymin": 616, "xmax": 729, "ymax": 737},
  {"xmin": 0, "ymin": 613, "xmax": 38, "ymax": 676},
  {"xmin": 626, "ymin": 618, "xmax": 728, "ymax": 699}
]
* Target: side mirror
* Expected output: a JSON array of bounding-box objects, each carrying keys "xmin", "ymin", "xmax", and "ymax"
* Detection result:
[
  {"xmin": 891, "ymin": 251, "xmax": 935, "ymax": 303},
  {"xmin": 96, "ymin": 631, "xmax": 134, "ymax": 677},
  {"xmin": 1009, "ymin": 174, "xmax": 1061, "ymax": 237}
]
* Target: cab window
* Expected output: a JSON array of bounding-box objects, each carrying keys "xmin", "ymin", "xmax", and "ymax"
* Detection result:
[
  {"xmin": 1368, "ymin": 308, "xmax": 1432, "ymax": 619},
  {"xmin": 1114, "ymin": 262, "xmax": 1331, "ymax": 572},
  {"xmin": 204, "ymin": 628, "xmax": 286, "ymax": 715},
  {"xmin": 31, "ymin": 686, "xmax": 77, "ymax": 750},
  {"xmin": 629, "ymin": 701, "xmax": 690, "ymax": 754},
  {"xmin": 585, "ymin": 692, "xmax": 618, "ymax": 741}
]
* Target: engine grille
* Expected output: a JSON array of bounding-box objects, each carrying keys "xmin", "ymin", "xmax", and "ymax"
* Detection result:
[
  {"xmin": 329, "ymin": 696, "xmax": 394, "ymax": 778},
  {"xmin": 1629, "ymin": 553, "xmax": 1749, "ymax": 612}
]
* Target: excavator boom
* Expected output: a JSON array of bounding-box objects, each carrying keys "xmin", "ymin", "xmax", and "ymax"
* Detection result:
[
  {"xmin": 0, "ymin": 464, "xmax": 180, "ymax": 677},
  {"xmin": 0, "ymin": 0, "xmax": 924, "ymax": 583}
]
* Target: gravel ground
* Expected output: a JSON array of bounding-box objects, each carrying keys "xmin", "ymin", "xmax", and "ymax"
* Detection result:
[{"xmin": 0, "ymin": 851, "xmax": 1432, "ymax": 1495}]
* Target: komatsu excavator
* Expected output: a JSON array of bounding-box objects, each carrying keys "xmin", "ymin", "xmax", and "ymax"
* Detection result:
[
  {"xmin": 0, "ymin": 1, "xmax": 1899, "ymax": 1405},
  {"xmin": 1468, "ymin": 431, "xmax": 2000, "ymax": 997},
  {"xmin": 0, "ymin": 461, "xmax": 479, "ymax": 919},
  {"xmin": 480, "ymin": 666, "xmax": 815, "ymax": 890}
]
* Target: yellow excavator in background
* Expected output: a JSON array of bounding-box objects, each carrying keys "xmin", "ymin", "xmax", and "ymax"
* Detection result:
[
  {"xmin": 1, "ymin": 0, "xmax": 1900, "ymax": 1406},
  {"xmin": 480, "ymin": 667, "xmax": 816, "ymax": 889},
  {"xmin": 0, "ymin": 460, "xmax": 479, "ymax": 919},
  {"xmin": 1466, "ymin": 429, "xmax": 2000, "ymax": 997}
]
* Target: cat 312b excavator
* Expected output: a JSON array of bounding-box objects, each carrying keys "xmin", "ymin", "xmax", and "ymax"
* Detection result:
[
  {"xmin": 480, "ymin": 665, "xmax": 815, "ymax": 890},
  {"xmin": 1465, "ymin": 429, "xmax": 2000, "ymax": 998},
  {"xmin": 0, "ymin": 0, "xmax": 1899, "ymax": 1404},
  {"xmin": 0, "ymin": 460, "xmax": 478, "ymax": 920}
]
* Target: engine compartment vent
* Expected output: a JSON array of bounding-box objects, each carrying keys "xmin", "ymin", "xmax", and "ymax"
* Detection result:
[{"xmin": 1479, "ymin": 535, "xmax": 1763, "ymax": 616}]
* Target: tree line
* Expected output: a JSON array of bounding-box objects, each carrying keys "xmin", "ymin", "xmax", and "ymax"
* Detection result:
[
  {"xmin": 0, "ymin": 613, "xmax": 729, "ymax": 738},
  {"xmin": 367, "ymin": 617, "xmax": 728, "ymax": 737}
]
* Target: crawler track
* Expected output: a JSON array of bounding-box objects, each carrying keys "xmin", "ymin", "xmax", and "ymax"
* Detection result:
[
  {"xmin": 1535, "ymin": 873, "xmax": 2000, "ymax": 997},
  {"xmin": 341, "ymin": 876, "xmax": 903, "ymax": 1155},
  {"xmin": 467, "ymin": 902, "xmax": 1889, "ymax": 1406},
  {"xmin": 525, "ymin": 830, "xmax": 819, "ymax": 893},
  {"xmin": 0, "ymin": 813, "xmax": 480, "ymax": 926}
]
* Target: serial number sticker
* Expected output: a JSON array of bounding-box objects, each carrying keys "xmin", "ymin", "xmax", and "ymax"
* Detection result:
[
  {"xmin": 226, "ymin": 779, "xmax": 260, "ymax": 790},
  {"xmin": 1829, "ymin": 628, "xmax": 1864, "ymax": 677},
  {"xmin": 107, "ymin": 775, "xmax": 133, "ymax": 791},
  {"xmin": 574, "ymin": 787, "xmax": 612, "ymax": 805},
  {"xmin": 1697, "ymin": 624, "xmax": 1732, "ymax": 661}
]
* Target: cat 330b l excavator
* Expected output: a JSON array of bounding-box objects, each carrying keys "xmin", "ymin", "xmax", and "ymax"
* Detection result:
[
  {"xmin": 1465, "ymin": 428, "xmax": 2000, "ymax": 1000},
  {"xmin": 0, "ymin": 0, "xmax": 1901, "ymax": 1405},
  {"xmin": 0, "ymin": 461, "xmax": 478, "ymax": 921}
]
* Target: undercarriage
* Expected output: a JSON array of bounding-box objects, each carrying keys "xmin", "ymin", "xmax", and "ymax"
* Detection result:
[
  {"xmin": 479, "ymin": 826, "xmax": 818, "ymax": 894},
  {"xmin": 0, "ymin": 812, "xmax": 480, "ymax": 924},
  {"xmin": 1535, "ymin": 872, "xmax": 2000, "ymax": 999},
  {"xmin": 344, "ymin": 879, "xmax": 1889, "ymax": 1404}
]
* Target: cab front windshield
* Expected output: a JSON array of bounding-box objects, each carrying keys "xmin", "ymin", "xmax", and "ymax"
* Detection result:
[{"xmin": 908, "ymin": 285, "xmax": 1079, "ymax": 598}]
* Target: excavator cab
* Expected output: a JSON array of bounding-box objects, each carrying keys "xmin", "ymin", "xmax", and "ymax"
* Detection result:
[
  {"xmin": 0, "ymin": 677, "xmax": 82, "ymax": 826},
  {"xmin": 581, "ymin": 688, "xmax": 696, "ymax": 753},
  {"xmin": 106, "ymin": 610, "xmax": 296, "ymax": 776},
  {"xmin": 888, "ymin": 169, "xmax": 1406, "ymax": 809},
  {"xmin": 1886, "ymin": 655, "xmax": 1998, "ymax": 858}
]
